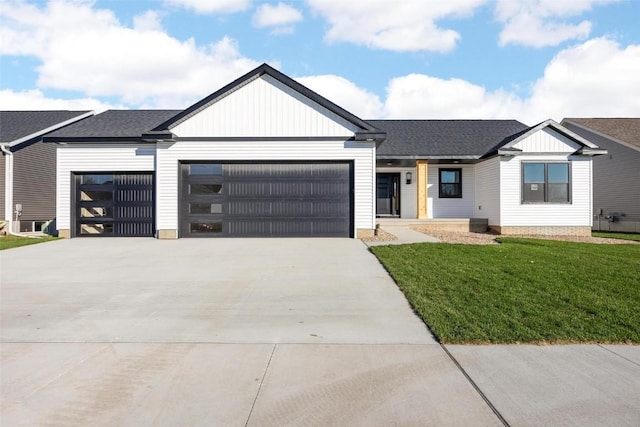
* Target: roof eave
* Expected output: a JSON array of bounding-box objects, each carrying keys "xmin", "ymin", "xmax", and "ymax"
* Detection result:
[{"xmin": 7, "ymin": 111, "xmax": 94, "ymax": 147}]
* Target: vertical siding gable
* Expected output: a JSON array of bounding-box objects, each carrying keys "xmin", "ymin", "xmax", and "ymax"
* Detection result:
[
  {"xmin": 512, "ymin": 128, "xmax": 581, "ymax": 153},
  {"xmin": 171, "ymin": 75, "xmax": 360, "ymax": 138}
]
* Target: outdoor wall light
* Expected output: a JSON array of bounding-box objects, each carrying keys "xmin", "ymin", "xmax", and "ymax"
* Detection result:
[{"xmin": 406, "ymin": 172, "xmax": 412, "ymax": 184}]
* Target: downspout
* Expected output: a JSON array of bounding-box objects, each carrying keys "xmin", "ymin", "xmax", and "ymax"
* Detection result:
[{"xmin": 0, "ymin": 144, "xmax": 35, "ymax": 238}]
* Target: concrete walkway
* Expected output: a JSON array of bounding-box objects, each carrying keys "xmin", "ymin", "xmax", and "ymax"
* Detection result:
[
  {"xmin": 1, "ymin": 238, "xmax": 639, "ymax": 426},
  {"xmin": 364, "ymin": 225, "xmax": 440, "ymax": 246}
]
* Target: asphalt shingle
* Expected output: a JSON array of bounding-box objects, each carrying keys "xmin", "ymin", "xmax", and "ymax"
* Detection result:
[
  {"xmin": 563, "ymin": 118, "xmax": 640, "ymax": 149},
  {"xmin": 370, "ymin": 119, "xmax": 530, "ymax": 158},
  {"xmin": 45, "ymin": 110, "xmax": 181, "ymax": 139},
  {"xmin": 0, "ymin": 111, "xmax": 91, "ymax": 143}
]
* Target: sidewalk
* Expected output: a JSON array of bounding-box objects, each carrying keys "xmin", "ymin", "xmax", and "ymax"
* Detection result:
[{"xmin": 364, "ymin": 225, "xmax": 439, "ymax": 246}]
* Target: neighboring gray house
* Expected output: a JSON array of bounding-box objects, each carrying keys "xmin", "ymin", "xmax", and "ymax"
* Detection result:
[
  {"xmin": 0, "ymin": 111, "xmax": 93, "ymax": 234},
  {"xmin": 43, "ymin": 64, "xmax": 606, "ymax": 239},
  {"xmin": 562, "ymin": 118, "xmax": 640, "ymax": 232}
]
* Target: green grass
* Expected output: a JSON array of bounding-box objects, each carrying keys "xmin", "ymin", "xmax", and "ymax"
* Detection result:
[
  {"xmin": 371, "ymin": 238, "xmax": 640, "ymax": 344},
  {"xmin": 592, "ymin": 231, "xmax": 640, "ymax": 242},
  {"xmin": 0, "ymin": 235, "xmax": 59, "ymax": 250}
]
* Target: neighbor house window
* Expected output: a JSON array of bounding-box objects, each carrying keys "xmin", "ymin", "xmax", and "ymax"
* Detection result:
[
  {"xmin": 439, "ymin": 168, "xmax": 462, "ymax": 198},
  {"xmin": 522, "ymin": 162, "xmax": 570, "ymax": 203}
]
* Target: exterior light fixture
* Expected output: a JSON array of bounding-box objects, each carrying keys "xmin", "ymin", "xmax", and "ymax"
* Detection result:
[{"xmin": 406, "ymin": 172, "xmax": 412, "ymax": 184}]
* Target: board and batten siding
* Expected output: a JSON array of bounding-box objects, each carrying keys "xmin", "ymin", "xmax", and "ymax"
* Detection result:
[
  {"xmin": 473, "ymin": 157, "xmax": 501, "ymax": 226},
  {"xmin": 56, "ymin": 144, "xmax": 156, "ymax": 230},
  {"xmin": 563, "ymin": 123, "xmax": 640, "ymax": 232},
  {"xmin": 511, "ymin": 128, "xmax": 581, "ymax": 153},
  {"xmin": 427, "ymin": 164, "xmax": 476, "ymax": 218},
  {"xmin": 172, "ymin": 75, "xmax": 359, "ymax": 138},
  {"xmin": 156, "ymin": 139, "xmax": 376, "ymax": 235},
  {"xmin": 499, "ymin": 155, "xmax": 592, "ymax": 227}
]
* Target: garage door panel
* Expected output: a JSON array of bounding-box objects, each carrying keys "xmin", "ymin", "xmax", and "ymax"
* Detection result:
[
  {"xmin": 74, "ymin": 172, "xmax": 154, "ymax": 237},
  {"xmin": 180, "ymin": 162, "xmax": 352, "ymax": 237}
]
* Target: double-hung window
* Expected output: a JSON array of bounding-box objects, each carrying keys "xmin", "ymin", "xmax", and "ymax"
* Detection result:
[
  {"xmin": 522, "ymin": 162, "xmax": 570, "ymax": 203},
  {"xmin": 439, "ymin": 168, "xmax": 462, "ymax": 198}
]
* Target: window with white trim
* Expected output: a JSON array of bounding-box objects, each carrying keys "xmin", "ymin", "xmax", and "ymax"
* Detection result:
[{"xmin": 522, "ymin": 162, "xmax": 570, "ymax": 203}]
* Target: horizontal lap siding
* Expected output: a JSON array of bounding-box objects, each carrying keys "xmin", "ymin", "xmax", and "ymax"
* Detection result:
[
  {"xmin": 427, "ymin": 164, "xmax": 475, "ymax": 218},
  {"xmin": 0, "ymin": 154, "xmax": 5, "ymax": 220},
  {"xmin": 56, "ymin": 145, "xmax": 155, "ymax": 230},
  {"xmin": 156, "ymin": 140, "xmax": 375, "ymax": 233},
  {"xmin": 13, "ymin": 141, "xmax": 56, "ymax": 221},
  {"xmin": 474, "ymin": 158, "xmax": 500, "ymax": 226},
  {"xmin": 500, "ymin": 155, "xmax": 592, "ymax": 226},
  {"xmin": 563, "ymin": 124, "xmax": 640, "ymax": 224}
]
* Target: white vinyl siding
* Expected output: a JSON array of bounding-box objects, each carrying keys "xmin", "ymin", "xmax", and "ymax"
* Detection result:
[
  {"xmin": 427, "ymin": 164, "xmax": 475, "ymax": 218},
  {"xmin": 500, "ymin": 155, "xmax": 592, "ymax": 227},
  {"xmin": 511, "ymin": 128, "xmax": 581, "ymax": 153},
  {"xmin": 156, "ymin": 139, "xmax": 375, "ymax": 235},
  {"xmin": 474, "ymin": 157, "xmax": 500, "ymax": 226},
  {"xmin": 376, "ymin": 167, "xmax": 417, "ymax": 218},
  {"xmin": 172, "ymin": 75, "xmax": 359, "ymax": 138},
  {"xmin": 56, "ymin": 144, "xmax": 156, "ymax": 230}
]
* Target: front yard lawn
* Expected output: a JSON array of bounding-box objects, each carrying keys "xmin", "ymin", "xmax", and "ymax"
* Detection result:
[
  {"xmin": 592, "ymin": 231, "xmax": 640, "ymax": 242},
  {"xmin": 371, "ymin": 238, "xmax": 640, "ymax": 344},
  {"xmin": 0, "ymin": 235, "xmax": 59, "ymax": 250}
]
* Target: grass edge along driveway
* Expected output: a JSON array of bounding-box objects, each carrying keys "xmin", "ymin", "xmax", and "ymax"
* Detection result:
[
  {"xmin": 371, "ymin": 238, "xmax": 640, "ymax": 344},
  {"xmin": 0, "ymin": 235, "xmax": 58, "ymax": 250}
]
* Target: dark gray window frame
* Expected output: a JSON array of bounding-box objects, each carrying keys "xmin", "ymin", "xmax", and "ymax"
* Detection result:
[
  {"xmin": 438, "ymin": 168, "xmax": 462, "ymax": 198},
  {"xmin": 521, "ymin": 162, "xmax": 572, "ymax": 204}
]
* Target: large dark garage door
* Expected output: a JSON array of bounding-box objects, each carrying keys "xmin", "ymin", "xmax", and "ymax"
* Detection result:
[
  {"xmin": 74, "ymin": 173, "xmax": 154, "ymax": 237},
  {"xmin": 180, "ymin": 162, "xmax": 353, "ymax": 237}
]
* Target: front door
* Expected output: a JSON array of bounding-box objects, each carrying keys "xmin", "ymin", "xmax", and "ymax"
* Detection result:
[{"xmin": 376, "ymin": 173, "xmax": 400, "ymax": 216}]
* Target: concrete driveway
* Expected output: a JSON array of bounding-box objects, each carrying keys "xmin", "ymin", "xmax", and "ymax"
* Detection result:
[
  {"xmin": 2, "ymin": 238, "xmax": 639, "ymax": 426},
  {"xmin": 1, "ymin": 238, "xmax": 500, "ymax": 426}
]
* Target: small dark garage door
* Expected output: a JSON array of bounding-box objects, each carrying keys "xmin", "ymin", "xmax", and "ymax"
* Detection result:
[
  {"xmin": 73, "ymin": 173, "xmax": 154, "ymax": 237},
  {"xmin": 180, "ymin": 162, "xmax": 353, "ymax": 237}
]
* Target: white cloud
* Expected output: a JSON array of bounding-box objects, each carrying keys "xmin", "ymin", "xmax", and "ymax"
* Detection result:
[
  {"xmin": 297, "ymin": 75, "xmax": 383, "ymax": 118},
  {"xmin": 383, "ymin": 37, "xmax": 640, "ymax": 124},
  {"xmin": 0, "ymin": 89, "xmax": 115, "ymax": 111},
  {"xmin": 133, "ymin": 10, "xmax": 164, "ymax": 32},
  {"xmin": 253, "ymin": 2, "xmax": 302, "ymax": 34},
  {"xmin": 0, "ymin": 0, "xmax": 261, "ymax": 108},
  {"xmin": 495, "ymin": 0, "xmax": 620, "ymax": 47},
  {"xmin": 164, "ymin": 0, "xmax": 251, "ymax": 14},
  {"xmin": 524, "ymin": 38, "xmax": 640, "ymax": 122},
  {"xmin": 383, "ymin": 74, "xmax": 520, "ymax": 119},
  {"xmin": 306, "ymin": 0, "xmax": 486, "ymax": 52}
]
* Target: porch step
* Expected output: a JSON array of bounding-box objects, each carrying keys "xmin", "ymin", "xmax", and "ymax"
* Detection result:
[{"xmin": 377, "ymin": 218, "xmax": 489, "ymax": 233}]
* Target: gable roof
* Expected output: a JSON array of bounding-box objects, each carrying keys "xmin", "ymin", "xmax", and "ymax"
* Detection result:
[
  {"xmin": 562, "ymin": 118, "xmax": 640, "ymax": 150},
  {"xmin": 370, "ymin": 119, "xmax": 529, "ymax": 159},
  {"xmin": 0, "ymin": 110, "xmax": 93, "ymax": 146},
  {"xmin": 498, "ymin": 119, "xmax": 606, "ymax": 156},
  {"xmin": 44, "ymin": 110, "xmax": 181, "ymax": 142},
  {"xmin": 149, "ymin": 63, "xmax": 385, "ymax": 141}
]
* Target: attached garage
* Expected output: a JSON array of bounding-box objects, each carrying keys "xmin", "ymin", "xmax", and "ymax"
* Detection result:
[
  {"xmin": 73, "ymin": 172, "xmax": 154, "ymax": 237},
  {"xmin": 48, "ymin": 64, "xmax": 382, "ymax": 239},
  {"xmin": 179, "ymin": 162, "xmax": 352, "ymax": 237}
]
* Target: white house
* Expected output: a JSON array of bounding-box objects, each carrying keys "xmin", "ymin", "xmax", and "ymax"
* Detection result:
[{"xmin": 44, "ymin": 64, "xmax": 605, "ymax": 238}]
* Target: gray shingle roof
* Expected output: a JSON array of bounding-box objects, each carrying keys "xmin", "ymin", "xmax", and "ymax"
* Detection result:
[
  {"xmin": 45, "ymin": 110, "xmax": 181, "ymax": 140},
  {"xmin": 370, "ymin": 120, "xmax": 530, "ymax": 158},
  {"xmin": 563, "ymin": 118, "xmax": 640, "ymax": 149},
  {"xmin": 0, "ymin": 110, "xmax": 92, "ymax": 143}
]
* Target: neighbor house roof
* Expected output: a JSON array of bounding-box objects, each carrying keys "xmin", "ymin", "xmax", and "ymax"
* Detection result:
[
  {"xmin": 44, "ymin": 110, "xmax": 181, "ymax": 142},
  {"xmin": 0, "ymin": 110, "xmax": 93, "ymax": 146},
  {"xmin": 370, "ymin": 119, "xmax": 529, "ymax": 158},
  {"xmin": 562, "ymin": 118, "xmax": 640, "ymax": 150}
]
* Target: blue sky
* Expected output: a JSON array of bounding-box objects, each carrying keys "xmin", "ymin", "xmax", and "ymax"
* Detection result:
[{"xmin": 1, "ymin": 0, "xmax": 639, "ymax": 124}]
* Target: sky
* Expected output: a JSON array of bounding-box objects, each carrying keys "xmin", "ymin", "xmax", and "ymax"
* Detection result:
[{"xmin": 1, "ymin": 0, "xmax": 639, "ymax": 125}]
